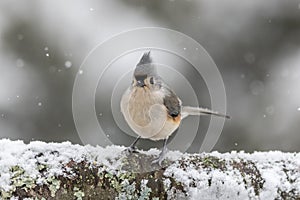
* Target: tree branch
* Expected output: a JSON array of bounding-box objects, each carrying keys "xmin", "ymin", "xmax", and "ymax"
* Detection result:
[{"xmin": 0, "ymin": 139, "xmax": 299, "ymax": 199}]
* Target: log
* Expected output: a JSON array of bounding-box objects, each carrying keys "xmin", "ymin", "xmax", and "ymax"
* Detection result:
[{"xmin": 0, "ymin": 139, "xmax": 299, "ymax": 200}]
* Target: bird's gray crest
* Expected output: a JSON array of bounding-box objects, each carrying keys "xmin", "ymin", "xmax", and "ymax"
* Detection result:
[
  {"xmin": 137, "ymin": 51, "xmax": 152, "ymax": 66},
  {"xmin": 134, "ymin": 51, "xmax": 157, "ymax": 78}
]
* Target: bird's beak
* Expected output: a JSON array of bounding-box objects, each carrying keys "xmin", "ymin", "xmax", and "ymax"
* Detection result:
[{"xmin": 136, "ymin": 80, "xmax": 146, "ymax": 87}]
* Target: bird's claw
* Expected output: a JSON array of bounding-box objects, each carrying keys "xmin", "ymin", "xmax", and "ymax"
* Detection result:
[
  {"xmin": 151, "ymin": 156, "xmax": 164, "ymax": 166},
  {"xmin": 125, "ymin": 146, "xmax": 138, "ymax": 154},
  {"xmin": 152, "ymin": 148, "xmax": 168, "ymax": 167}
]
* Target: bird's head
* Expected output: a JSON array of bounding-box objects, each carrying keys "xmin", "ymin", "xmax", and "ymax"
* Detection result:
[{"xmin": 132, "ymin": 51, "xmax": 161, "ymax": 90}]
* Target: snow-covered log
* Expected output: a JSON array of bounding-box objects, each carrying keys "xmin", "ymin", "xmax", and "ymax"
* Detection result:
[{"xmin": 0, "ymin": 139, "xmax": 299, "ymax": 200}]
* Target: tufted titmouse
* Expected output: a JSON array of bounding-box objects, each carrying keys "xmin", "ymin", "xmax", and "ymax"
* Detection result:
[{"xmin": 121, "ymin": 51, "xmax": 230, "ymax": 165}]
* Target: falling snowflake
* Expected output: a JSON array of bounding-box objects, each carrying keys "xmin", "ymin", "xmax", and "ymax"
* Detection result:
[{"xmin": 64, "ymin": 61, "xmax": 72, "ymax": 68}]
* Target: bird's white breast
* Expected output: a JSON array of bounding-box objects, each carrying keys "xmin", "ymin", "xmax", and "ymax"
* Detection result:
[{"xmin": 121, "ymin": 87, "xmax": 179, "ymax": 140}]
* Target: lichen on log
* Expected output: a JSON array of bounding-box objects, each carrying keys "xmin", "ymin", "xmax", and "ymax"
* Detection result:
[{"xmin": 0, "ymin": 139, "xmax": 299, "ymax": 200}]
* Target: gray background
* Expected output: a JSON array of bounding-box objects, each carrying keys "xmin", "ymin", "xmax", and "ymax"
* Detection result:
[{"xmin": 0, "ymin": 0, "xmax": 300, "ymax": 152}]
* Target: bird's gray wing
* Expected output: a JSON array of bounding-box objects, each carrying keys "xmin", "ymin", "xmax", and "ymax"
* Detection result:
[{"xmin": 163, "ymin": 87, "xmax": 181, "ymax": 118}]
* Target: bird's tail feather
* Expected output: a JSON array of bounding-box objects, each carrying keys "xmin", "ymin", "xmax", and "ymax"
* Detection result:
[{"xmin": 181, "ymin": 106, "xmax": 230, "ymax": 119}]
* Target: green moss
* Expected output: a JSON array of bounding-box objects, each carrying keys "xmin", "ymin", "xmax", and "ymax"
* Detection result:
[
  {"xmin": 1, "ymin": 190, "xmax": 12, "ymax": 199},
  {"xmin": 46, "ymin": 176, "xmax": 61, "ymax": 197},
  {"xmin": 73, "ymin": 186, "xmax": 85, "ymax": 200},
  {"xmin": 103, "ymin": 171, "xmax": 137, "ymax": 196},
  {"xmin": 11, "ymin": 165, "xmax": 25, "ymax": 176},
  {"xmin": 37, "ymin": 164, "xmax": 47, "ymax": 172},
  {"xmin": 2, "ymin": 154, "xmax": 183, "ymax": 199},
  {"xmin": 119, "ymin": 171, "xmax": 136, "ymax": 181},
  {"xmin": 138, "ymin": 180, "xmax": 152, "ymax": 200},
  {"xmin": 202, "ymin": 156, "xmax": 226, "ymax": 170},
  {"xmin": 10, "ymin": 165, "xmax": 36, "ymax": 192}
]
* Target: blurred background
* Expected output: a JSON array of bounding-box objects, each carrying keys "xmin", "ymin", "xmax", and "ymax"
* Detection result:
[{"xmin": 0, "ymin": 0, "xmax": 300, "ymax": 152}]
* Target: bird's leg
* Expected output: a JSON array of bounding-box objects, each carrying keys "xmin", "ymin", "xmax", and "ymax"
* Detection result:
[
  {"xmin": 152, "ymin": 138, "xmax": 168, "ymax": 166},
  {"xmin": 126, "ymin": 136, "xmax": 141, "ymax": 153}
]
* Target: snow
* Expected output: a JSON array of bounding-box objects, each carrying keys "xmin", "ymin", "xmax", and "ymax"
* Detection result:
[
  {"xmin": 64, "ymin": 61, "xmax": 72, "ymax": 68},
  {"xmin": 0, "ymin": 139, "xmax": 125, "ymax": 191},
  {"xmin": 0, "ymin": 139, "xmax": 299, "ymax": 199},
  {"xmin": 164, "ymin": 151, "xmax": 300, "ymax": 199}
]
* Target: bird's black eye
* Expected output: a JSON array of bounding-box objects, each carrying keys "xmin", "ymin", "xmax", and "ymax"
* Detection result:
[{"xmin": 149, "ymin": 77, "xmax": 154, "ymax": 84}]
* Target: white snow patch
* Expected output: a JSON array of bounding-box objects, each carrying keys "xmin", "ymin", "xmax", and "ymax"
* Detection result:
[
  {"xmin": 0, "ymin": 139, "xmax": 126, "ymax": 191},
  {"xmin": 164, "ymin": 151, "xmax": 300, "ymax": 200},
  {"xmin": 0, "ymin": 139, "xmax": 298, "ymax": 199}
]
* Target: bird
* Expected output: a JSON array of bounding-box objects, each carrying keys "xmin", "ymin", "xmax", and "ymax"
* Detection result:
[{"xmin": 120, "ymin": 51, "xmax": 230, "ymax": 166}]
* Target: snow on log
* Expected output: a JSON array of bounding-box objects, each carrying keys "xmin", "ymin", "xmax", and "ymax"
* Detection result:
[{"xmin": 0, "ymin": 139, "xmax": 299, "ymax": 200}]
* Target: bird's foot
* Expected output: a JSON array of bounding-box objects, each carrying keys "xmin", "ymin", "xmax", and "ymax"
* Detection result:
[
  {"xmin": 124, "ymin": 136, "xmax": 141, "ymax": 154},
  {"xmin": 125, "ymin": 146, "xmax": 139, "ymax": 154},
  {"xmin": 151, "ymin": 148, "xmax": 168, "ymax": 166},
  {"xmin": 151, "ymin": 156, "xmax": 164, "ymax": 166}
]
